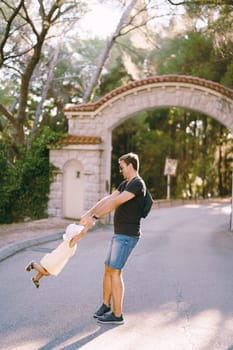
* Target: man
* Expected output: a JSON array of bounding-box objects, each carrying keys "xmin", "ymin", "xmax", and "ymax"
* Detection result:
[{"xmin": 80, "ymin": 152, "xmax": 147, "ymax": 325}]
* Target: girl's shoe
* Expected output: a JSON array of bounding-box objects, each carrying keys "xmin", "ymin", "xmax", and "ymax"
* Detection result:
[
  {"xmin": 32, "ymin": 278, "xmax": 40, "ymax": 288},
  {"xmin": 25, "ymin": 261, "xmax": 34, "ymax": 272}
]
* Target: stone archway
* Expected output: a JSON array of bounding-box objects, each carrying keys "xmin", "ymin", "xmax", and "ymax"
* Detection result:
[{"xmin": 48, "ymin": 75, "xmax": 233, "ymax": 219}]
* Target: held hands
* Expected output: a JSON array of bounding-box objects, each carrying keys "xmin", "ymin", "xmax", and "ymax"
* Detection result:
[
  {"xmin": 69, "ymin": 214, "xmax": 98, "ymax": 248},
  {"xmin": 80, "ymin": 213, "xmax": 98, "ymax": 227},
  {"xmin": 69, "ymin": 225, "xmax": 89, "ymax": 248},
  {"xmin": 68, "ymin": 212, "xmax": 99, "ymax": 248}
]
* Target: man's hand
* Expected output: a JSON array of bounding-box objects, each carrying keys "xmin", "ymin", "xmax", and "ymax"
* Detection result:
[{"xmin": 80, "ymin": 213, "xmax": 97, "ymax": 227}]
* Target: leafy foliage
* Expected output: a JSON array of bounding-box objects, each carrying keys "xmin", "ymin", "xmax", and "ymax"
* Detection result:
[{"xmin": 0, "ymin": 128, "xmax": 60, "ymax": 223}]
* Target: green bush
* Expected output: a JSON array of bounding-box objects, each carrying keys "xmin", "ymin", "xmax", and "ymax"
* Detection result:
[{"xmin": 0, "ymin": 128, "xmax": 60, "ymax": 224}]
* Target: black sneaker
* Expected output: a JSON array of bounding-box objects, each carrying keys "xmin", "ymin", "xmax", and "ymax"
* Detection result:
[
  {"xmin": 93, "ymin": 303, "xmax": 111, "ymax": 318},
  {"xmin": 97, "ymin": 312, "xmax": 124, "ymax": 325}
]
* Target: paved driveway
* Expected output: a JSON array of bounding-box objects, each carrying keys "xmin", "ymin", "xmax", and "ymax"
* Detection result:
[{"xmin": 0, "ymin": 202, "xmax": 233, "ymax": 350}]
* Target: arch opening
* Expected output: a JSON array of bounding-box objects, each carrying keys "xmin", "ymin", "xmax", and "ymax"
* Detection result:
[{"xmin": 110, "ymin": 106, "xmax": 233, "ymax": 201}]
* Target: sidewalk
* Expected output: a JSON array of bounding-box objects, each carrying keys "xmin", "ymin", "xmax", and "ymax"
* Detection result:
[{"xmin": 0, "ymin": 217, "xmax": 74, "ymax": 262}]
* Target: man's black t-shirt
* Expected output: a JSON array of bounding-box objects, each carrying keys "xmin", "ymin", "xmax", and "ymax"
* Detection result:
[{"xmin": 114, "ymin": 176, "xmax": 145, "ymax": 237}]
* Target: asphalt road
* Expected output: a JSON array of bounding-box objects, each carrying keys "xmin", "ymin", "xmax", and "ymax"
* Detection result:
[{"xmin": 1, "ymin": 202, "xmax": 233, "ymax": 350}]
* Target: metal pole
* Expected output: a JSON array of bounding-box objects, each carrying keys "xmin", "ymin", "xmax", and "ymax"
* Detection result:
[
  {"xmin": 231, "ymin": 171, "xmax": 233, "ymax": 231},
  {"xmin": 167, "ymin": 174, "xmax": 170, "ymax": 200}
]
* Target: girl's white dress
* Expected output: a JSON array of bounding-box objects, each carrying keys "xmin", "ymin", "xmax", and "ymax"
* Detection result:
[{"xmin": 40, "ymin": 240, "xmax": 77, "ymax": 276}]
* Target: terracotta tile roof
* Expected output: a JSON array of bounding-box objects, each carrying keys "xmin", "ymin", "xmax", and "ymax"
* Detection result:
[
  {"xmin": 55, "ymin": 135, "xmax": 102, "ymax": 145},
  {"xmin": 64, "ymin": 75, "xmax": 233, "ymax": 113}
]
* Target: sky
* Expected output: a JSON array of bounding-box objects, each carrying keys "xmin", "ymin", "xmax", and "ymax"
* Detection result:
[
  {"xmin": 79, "ymin": 0, "xmax": 189, "ymax": 39},
  {"xmin": 79, "ymin": 2, "xmax": 121, "ymax": 38},
  {"xmin": 78, "ymin": 0, "xmax": 185, "ymax": 39}
]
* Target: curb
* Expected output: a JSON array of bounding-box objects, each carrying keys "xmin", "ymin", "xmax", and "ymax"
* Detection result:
[
  {"xmin": 0, "ymin": 231, "xmax": 64, "ymax": 263},
  {"xmin": 0, "ymin": 222, "xmax": 104, "ymax": 263}
]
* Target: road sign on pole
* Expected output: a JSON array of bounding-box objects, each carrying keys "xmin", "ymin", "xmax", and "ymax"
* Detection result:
[{"xmin": 164, "ymin": 158, "xmax": 178, "ymax": 199}]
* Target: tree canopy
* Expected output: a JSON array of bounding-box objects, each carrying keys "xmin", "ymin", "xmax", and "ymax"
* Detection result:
[{"xmin": 0, "ymin": 0, "xmax": 233, "ymax": 223}]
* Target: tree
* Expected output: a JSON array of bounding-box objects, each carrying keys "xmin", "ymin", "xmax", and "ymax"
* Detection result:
[
  {"xmin": 182, "ymin": 0, "xmax": 233, "ymax": 68},
  {"xmin": 0, "ymin": 0, "xmax": 87, "ymax": 149},
  {"xmin": 82, "ymin": 0, "xmax": 174, "ymax": 102},
  {"xmin": 0, "ymin": 127, "xmax": 60, "ymax": 223},
  {"xmin": 82, "ymin": 0, "xmax": 138, "ymax": 102}
]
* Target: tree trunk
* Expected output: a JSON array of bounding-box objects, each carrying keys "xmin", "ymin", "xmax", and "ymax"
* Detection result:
[
  {"xmin": 82, "ymin": 0, "xmax": 138, "ymax": 102},
  {"xmin": 30, "ymin": 45, "xmax": 60, "ymax": 137}
]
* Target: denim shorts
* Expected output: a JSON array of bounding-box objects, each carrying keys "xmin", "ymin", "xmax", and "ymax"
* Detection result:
[{"xmin": 104, "ymin": 234, "xmax": 139, "ymax": 270}]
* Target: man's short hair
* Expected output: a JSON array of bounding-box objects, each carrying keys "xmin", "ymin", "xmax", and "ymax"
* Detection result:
[{"xmin": 119, "ymin": 152, "xmax": 139, "ymax": 171}]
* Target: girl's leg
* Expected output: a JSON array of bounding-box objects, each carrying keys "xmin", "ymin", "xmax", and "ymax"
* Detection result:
[
  {"xmin": 33, "ymin": 262, "xmax": 50, "ymax": 276},
  {"xmin": 25, "ymin": 260, "xmax": 50, "ymax": 276},
  {"xmin": 32, "ymin": 273, "xmax": 43, "ymax": 288},
  {"xmin": 25, "ymin": 261, "xmax": 50, "ymax": 289},
  {"xmin": 32, "ymin": 262, "xmax": 50, "ymax": 288}
]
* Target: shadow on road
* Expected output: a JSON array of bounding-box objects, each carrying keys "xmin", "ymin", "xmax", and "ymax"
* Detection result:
[{"xmin": 38, "ymin": 323, "xmax": 121, "ymax": 350}]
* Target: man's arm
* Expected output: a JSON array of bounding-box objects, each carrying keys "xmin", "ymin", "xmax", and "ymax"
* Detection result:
[
  {"xmin": 82, "ymin": 192, "xmax": 117, "ymax": 217},
  {"xmin": 93, "ymin": 190, "xmax": 135, "ymax": 217},
  {"xmin": 80, "ymin": 190, "xmax": 135, "ymax": 226}
]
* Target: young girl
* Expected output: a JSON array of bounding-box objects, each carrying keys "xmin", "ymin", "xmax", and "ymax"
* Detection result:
[{"xmin": 25, "ymin": 223, "xmax": 87, "ymax": 288}]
